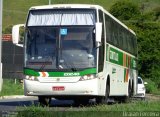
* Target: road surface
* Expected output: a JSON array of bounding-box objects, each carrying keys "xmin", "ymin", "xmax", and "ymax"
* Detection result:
[{"xmin": 0, "ymin": 96, "xmax": 75, "ymax": 111}]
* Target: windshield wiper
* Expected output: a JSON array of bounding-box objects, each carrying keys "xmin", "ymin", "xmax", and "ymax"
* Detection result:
[
  {"xmin": 71, "ymin": 67, "xmax": 77, "ymax": 72},
  {"xmin": 39, "ymin": 57, "xmax": 52, "ymax": 71}
]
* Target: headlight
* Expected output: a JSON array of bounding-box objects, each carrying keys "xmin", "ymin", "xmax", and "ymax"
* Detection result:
[
  {"xmin": 25, "ymin": 75, "xmax": 38, "ymax": 81},
  {"xmin": 79, "ymin": 74, "xmax": 96, "ymax": 81}
]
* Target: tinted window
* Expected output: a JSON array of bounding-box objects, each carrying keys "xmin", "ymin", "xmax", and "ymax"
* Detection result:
[
  {"xmin": 105, "ymin": 14, "xmax": 137, "ymax": 56},
  {"xmin": 105, "ymin": 15, "xmax": 111, "ymax": 43},
  {"xmin": 138, "ymin": 78, "xmax": 142, "ymax": 84}
]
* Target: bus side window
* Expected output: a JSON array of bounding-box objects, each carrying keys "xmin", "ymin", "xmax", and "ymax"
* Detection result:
[
  {"xmin": 129, "ymin": 34, "xmax": 134, "ymax": 55},
  {"xmin": 132, "ymin": 35, "xmax": 137, "ymax": 56},
  {"xmin": 126, "ymin": 34, "xmax": 130, "ymax": 53},
  {"xmin": 135, "ymin": 37, "xmax": 137, "ymax": 56},
  {"xmin": 110, "ymin": 20, "xmax": 119, "ymax": 47},
  {"xmin": 110, "ymin": 20, "xmax": 114, "ymax": 45},
  {"xmin": 105, "ymin": 15, "xmax": 112, "ymax": 43},
  {"xmin": 113, "ymin": 21, "xmax": 119, "ymax": 46},
  {"xmin": 122, "ymin": 30, "xmax": 127, "ymax": 51},
  {"xmin": 119, "ymin": 26, "xmax": 123, "ymax": 49}
]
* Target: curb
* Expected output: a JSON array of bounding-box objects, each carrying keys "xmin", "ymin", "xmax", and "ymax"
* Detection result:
[{"xmin": 0, "ymin": 95, "xmax": 36, "ymax": 99}]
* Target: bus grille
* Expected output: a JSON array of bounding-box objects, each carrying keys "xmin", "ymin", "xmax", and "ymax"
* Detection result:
[{"xmin": 37, "ymin": 77, "xmax": 80, "ymax": 83}]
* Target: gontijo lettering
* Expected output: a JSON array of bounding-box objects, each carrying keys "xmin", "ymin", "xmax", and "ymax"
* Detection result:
[{"xmin": 110, "ymin": 50, "xmax": 119, "ymax": 62}]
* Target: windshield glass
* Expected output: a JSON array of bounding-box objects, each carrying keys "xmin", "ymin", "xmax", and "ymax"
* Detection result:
[{"xmin": 24, "ymin": 26, "xmax": 97, "ymax": 71}]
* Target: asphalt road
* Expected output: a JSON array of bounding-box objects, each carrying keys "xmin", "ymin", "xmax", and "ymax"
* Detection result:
[
  {"xmin": 0, "ymin": 96, "xmax": 74, "ymax": 112},
  {"xmin": 0, "ymin": 97, "xmax": 75, "ymax": 116},
  {"xmin": 0, "ymin": 97, "xmax": 37, "ymax": 111}
]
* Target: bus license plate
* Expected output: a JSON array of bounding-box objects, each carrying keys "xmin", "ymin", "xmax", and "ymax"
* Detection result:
[{"xmin": 52, "ymin": 86, "xmax": 65, "ymax": 91}]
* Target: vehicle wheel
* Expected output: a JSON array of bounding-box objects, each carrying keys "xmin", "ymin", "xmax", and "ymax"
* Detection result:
[
  {"xmin": 131, "ymin": 81, "xmax": 134, "ymax": 96},
  {"xmin": 38, "ymin": 96, "xmax": 51, "ymax": 107},
  {"xmin": 123, "ymin": 84, "xmax": 132, "ymax": 103},
  {"xmin": 141, "ymin": 97, "xmax": 145, "ymax": 101},
  {"xmin": 74, "ymin": 99, "xmax": 89, "ymax": 106},
  {"xmin": 96, "ymin": 84, "xmax": 110, "ymax": 104}
]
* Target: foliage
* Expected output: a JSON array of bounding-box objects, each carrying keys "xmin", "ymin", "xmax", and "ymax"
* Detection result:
[
  {"xmin": 17, "ymin": 106, "xmax": 50, "ymax": 117},
  {"xmin": 2, "ymin": 25, "xmax": 13, "ymax": 34},
  {"xmin": 84, "ymin": 101, "xmax": 160, "ymax": 111},
  {"xmin": 16, "ymin": 101, "xmax": 160, "ymax": 117},
  {"xmin": 110, "ymin": 0, "xmax": 160, "ymax": 91},
  {"xmin": 153, "ymin": 6, "xmax": 160, "ymax": 21},
  {"xmin": 109, "ymin": 0, "xmax": 141, "ymax": 20},
  {"xmin": 136, "ymin": 6, "xmax": 160, "ymax": 22},
  {"xmin": 131, "ymin": 22, "xmax": 160, "ymax": 88},
  {"xmin": 144, "ymin": 79, "xmax": 158, "ymax": 93},
  {"xmin": 19, "ymin": 26, "xmax": 25, "ymax": 43},
  {"xmin": 0, "ymin": 79, "xmax": 23, "ymax": 96}
]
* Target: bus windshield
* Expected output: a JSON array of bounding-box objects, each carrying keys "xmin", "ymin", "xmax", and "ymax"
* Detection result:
[{"xmin": 24, "ymin": 26, "xmax": 97, "ymax": 71}]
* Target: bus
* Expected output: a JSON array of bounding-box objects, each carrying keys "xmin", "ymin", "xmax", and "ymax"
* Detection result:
[{"xmin": 12, "ymin": 4, "xmax": 138, "ymax": 106}]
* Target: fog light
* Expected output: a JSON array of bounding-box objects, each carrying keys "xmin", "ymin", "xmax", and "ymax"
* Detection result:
[
  {"xmin": 79, "ymin": 74, "xmax": 96, "ymax": 81},
  {"xmin": 25, "ymin": 75, "xmax": 38, "ymax": 81}
]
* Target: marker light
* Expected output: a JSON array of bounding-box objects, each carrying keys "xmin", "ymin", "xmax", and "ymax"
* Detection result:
[{"xmin": 25, "ymin": 75, "xmax": 38, "ymax": 81}]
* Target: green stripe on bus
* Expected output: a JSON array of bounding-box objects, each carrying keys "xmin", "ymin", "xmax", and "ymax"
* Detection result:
[
  {"xmin": 109, "ymin": 47, "xmax": 123, "ymax": 66},
  {"xmin": 108, "ymin": 47, "xmax": 137, "ymax": 69},
  {"xmin": 24, "ymin": 68, "xmax": 97, "ymax": 77},
  {"xmin": 24, "ymin": 69, "xmax": 39, "ymax": 76}
]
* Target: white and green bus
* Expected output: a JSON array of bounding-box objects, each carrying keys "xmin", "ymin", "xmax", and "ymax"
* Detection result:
[{"xmin": 12, "ymin": 4, "xmax": 138, "ymax": 106}]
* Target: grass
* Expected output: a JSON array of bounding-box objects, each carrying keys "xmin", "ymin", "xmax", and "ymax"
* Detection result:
[
  {"xmin": 15, "ymin": 101, "xmax": 160, "ymax": 117},
  {"xmin": 3, "ymin": 0, "xmax": 160, "ymax": 29},
  {"xmin": 82, "ymin": 101, "xmax": 160, "ymax": 111},
  {"xmin": 0, "ymin": 79, "xmax": 24, "ymax": 96},
  {"xmin": 153, "ymin": 90, "xmax": 160, "ymax": 95}
]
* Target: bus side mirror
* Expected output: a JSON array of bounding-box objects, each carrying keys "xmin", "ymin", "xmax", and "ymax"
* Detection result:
[
  {"xmin": 12, "ymin": 24, "xmax": 25, "ymax": 47},
  {"xmin": 95, "ymin": 22, "xmax": 102, "ymax": 46}
]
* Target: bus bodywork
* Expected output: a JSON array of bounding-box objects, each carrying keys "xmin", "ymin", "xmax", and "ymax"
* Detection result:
[{"xmin": 12, "ymin": 4, "xmax": 138, "ymax": 105}]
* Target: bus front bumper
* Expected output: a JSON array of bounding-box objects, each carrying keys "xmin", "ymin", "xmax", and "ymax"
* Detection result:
[{"xmin": 24, "ymin": 79, "xmax": 99, "ymax": 96}]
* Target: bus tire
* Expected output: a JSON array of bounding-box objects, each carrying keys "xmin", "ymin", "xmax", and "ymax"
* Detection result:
[
  {"xmin": 123, "ymin": 83, "xmax": 132, "ymax": 103},
  {"xmin": 96, "ymin": 84, "xmax": 110, "ymax": 104},
  {"xmin": 131, "ymin": 80, "xmax": 134, "ymax": 96},
  {"xmin": 74, "ymin": 99, "xmax": 89, "ymax": 106},
  {"xmin": 38, "ymin": 96, "xmax": 51, "ymax": 107}
]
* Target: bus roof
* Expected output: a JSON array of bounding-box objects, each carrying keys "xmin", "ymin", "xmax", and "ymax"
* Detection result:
[
  {"xmin": 30, "ymin": 4, "xmax": 103, "ymax": 10},
  {"xmin": 29, "ymin": 4, "xmax": 136, "ymax": 35}
]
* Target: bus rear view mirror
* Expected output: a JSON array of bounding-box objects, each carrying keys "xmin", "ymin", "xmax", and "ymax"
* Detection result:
[
  {"xmin": 12, "ymin": 24, "xmax": 25, "ymax": 47},
  {"xmin": 95, "ymin": 22, "xmax": 102, "ymax": 46}
]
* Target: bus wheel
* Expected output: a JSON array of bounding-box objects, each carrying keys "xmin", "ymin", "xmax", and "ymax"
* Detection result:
[
  {"xmin": 96, "ymin": 84, "xmax": 110, "ymax": 104},
  {"xmin": 38, "ymin": 96, "xmax": 51, "ymax": 107},
  {"xmin": 74, "ymin": 99, "xmax": 89, "ymax": 106},
  {"xmin": 123, "ymin": 84, "xmax": 132, "ymax": 103}
]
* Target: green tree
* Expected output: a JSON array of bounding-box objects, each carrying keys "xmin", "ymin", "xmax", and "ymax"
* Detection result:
[
  {"xmin": 153, "ymin": 6, "xmax": 160, "ymax": 21},
  {"xmin": 110, "ymin": 0, "xmax": 160, "ymax": 89},
  {"xmin": 2, "ymin": 25, "xmax": 13, "ymax": 34},
  {"xmin": 128, "ymin": 22, "xmax": 160, "ymax": 89},
  {"xmin": 109, "ymin": 0, "xmax": 141, "ymax": 20}
]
